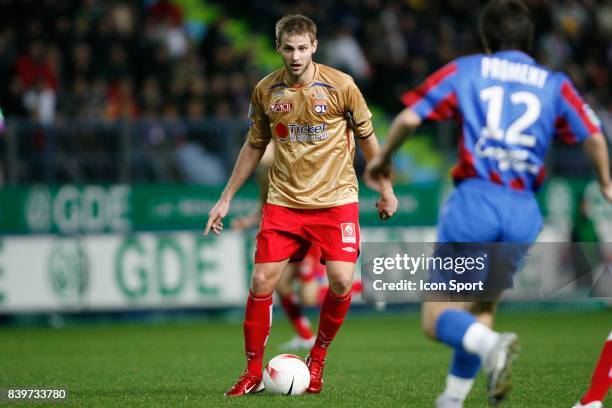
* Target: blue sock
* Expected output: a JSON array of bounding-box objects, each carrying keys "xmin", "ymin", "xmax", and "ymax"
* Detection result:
[
  {"xmin": 450, "ymin": 348, "xmax": 481, "ymax": 378},
  {"xmin": 435, "ymin": 309, "xmax": 477, "ymax": 348}
]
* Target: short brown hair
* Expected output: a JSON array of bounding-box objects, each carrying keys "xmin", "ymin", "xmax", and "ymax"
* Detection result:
[
  {"xmin": 275, "ymin": 14, "xmax": 317, "ymax": 44},
  {"xmin": 479, "ymin": 0, "xmax": 534, "ymax": 53}
]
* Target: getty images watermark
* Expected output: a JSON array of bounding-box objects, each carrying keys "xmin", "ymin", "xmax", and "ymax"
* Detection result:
[
  {"xmin": 361, "ymin": 242, "xmax": 612, "ymax": 302},
  {"xmin": 371, "ymin": 252, "xmax": 488, "ymax": 293}
]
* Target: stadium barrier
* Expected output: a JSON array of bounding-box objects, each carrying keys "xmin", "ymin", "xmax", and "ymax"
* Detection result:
[{"xmin": 0, "ymin": 178, "xmax": 609, "ymax": 312}]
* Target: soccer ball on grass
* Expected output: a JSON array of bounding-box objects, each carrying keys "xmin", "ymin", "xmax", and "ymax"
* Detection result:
[{"xmin": 263, "ymin": 354, "xmax": 310, "ymax": 395}]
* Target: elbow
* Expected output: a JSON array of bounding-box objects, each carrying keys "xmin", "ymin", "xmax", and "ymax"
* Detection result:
[
  {"xmin": 585, "ymin": 132, "xmax": 608, "ymax": 150},
  {"xmin": 398, "ymin": 108, "xmax": 421, "ymax": 132}
]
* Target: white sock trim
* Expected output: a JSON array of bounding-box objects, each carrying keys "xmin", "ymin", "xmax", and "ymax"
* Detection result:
[
  {"xmin": 444, "ymin": 374, "xmax": 474, "ymax": 401},
  {"xmin": 462, "ymin": 322, "xmax": 500, "ymax": 360}
]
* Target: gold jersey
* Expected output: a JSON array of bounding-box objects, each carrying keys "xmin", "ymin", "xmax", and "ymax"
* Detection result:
[{"xmin": 247, "ymin": 63, "xmax": 374, "ymax": 209}]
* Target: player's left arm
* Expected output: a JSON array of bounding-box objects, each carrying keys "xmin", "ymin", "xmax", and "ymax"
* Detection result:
[
  {"xmin": 364, "ymin": 108, "xmax": 422, "ymax": 191},
  {"xmin": 344, "ymin": 80, "xmax": 398, "ymax": 219},
  {"xmin": 358, "ymin": 134, "xmax": 398, "ymax": 220}
]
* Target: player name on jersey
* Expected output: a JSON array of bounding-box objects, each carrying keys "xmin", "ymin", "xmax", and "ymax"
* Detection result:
[{"xmin": 481, "ymin": 57, "xmax": 548, "ymax": 89}]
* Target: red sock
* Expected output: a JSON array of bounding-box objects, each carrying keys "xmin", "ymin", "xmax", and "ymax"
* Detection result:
[
  {"xmin": 243, "ymin": 290, "xmax": 273, "ymax": 377},
  {"xmin": 581, "ymin": 333, "xmax": 612, "ymax": 404},
  {"xmin": 280, "ymin": 293, "xmax": 314, "ymax": 339},
  {"xmin": 310, "ymin": 290, "xmax": 352, "ymax": 361}
]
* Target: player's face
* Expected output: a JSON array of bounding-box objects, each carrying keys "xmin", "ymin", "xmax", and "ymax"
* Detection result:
[{"xmin": 276, "ymin": 33, "xmax": 318, "ymax": 81}]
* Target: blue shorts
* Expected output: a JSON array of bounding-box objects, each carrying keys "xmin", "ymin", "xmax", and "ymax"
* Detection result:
[{"xmin": 430, "ymin": 178, "xmax": 543, "ymax": 296}]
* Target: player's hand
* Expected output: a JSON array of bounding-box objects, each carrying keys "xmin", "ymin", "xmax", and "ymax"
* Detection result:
[
  {"xmin": 364, "ymin": 155, "xmax": 392, "ymax": 193},
  {"xmin": 376, "ymin": 191, "xmax": 398, "ymax": 220},
  {"xmin": 204, "ymin": 198, "xmax": 230, "ymax": 236},
  {"xmin": 601, "ymin": 182, "xmax": 612, "ymax": 203}
]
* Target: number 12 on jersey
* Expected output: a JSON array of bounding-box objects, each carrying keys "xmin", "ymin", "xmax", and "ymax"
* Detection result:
[{"xmin": 480, "ymin": 86, "xmax": 540, "ymax": 147}]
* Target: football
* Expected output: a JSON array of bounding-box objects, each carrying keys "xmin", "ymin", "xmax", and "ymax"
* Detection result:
[{"xmin": 262, "ymin": 354, "xmax": 311, "ymax": 395}]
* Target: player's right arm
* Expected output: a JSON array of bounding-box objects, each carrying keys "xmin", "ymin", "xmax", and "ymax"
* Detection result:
[
  {"xmin": 365, "ymin": 61, "xmax": 459, "ymax": 191},
  {"xmin": 231, "ymin": 144, "xmax": 274, "ymax": 231},
  {"xmin": 204, "ymin": 86, "xmax": 273, "ymax": 236},
  {"xmin": 204, "ymin": 142, "xmax": 267, "ymax": 236}
]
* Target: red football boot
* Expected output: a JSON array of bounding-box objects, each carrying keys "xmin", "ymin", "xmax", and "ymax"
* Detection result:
[
  {"xmin": 305, "ymin": 354, "xmax": 326, "ymax": 393},
  {"xmin": 224, "ymin": 371, "xmax": 264, "ymax": 396}
]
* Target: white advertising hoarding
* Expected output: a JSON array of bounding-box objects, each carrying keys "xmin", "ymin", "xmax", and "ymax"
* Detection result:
[{"xmin": 0, "ymin": 231, "xmax": 248, "ymax": 312}]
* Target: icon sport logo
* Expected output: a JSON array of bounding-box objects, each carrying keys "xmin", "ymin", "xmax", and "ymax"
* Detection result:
[{"xmin": 341, "ymin": 223, "xmax": 356, "ymax": 244}]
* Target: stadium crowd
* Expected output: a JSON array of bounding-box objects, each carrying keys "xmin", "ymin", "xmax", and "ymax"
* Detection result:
[
  {"xmin": 230, "ymin": 0, "xmax": 612, "ymax": 128},
  {"xmin": 0, "ymin": 0, "xmax": 610, "ymax": 183}
]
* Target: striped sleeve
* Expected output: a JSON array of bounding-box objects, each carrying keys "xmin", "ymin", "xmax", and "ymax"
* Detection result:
[
  {"xmin": 400, "ymin": 61, "xmax": 459, "ymax": 121},
  {"xmin": 554, "ymin": 77, "xmax": 601, "ymax": 145}
]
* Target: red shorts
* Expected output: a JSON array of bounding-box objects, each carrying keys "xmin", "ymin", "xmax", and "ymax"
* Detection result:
[
  {"xmin": 298, "ymin": 244, "xmax": 326, "ymax": 282},
  {"xmin": 255, "ymin": 202, "xmax": 360, "ymax": 264}
]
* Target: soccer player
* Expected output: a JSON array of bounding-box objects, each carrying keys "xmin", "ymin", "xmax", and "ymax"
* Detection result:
[
  {"xmin": 573, "ymin": 331, "xmax": 612, "ymax": 408},
  {"xmin": 365, "ymin": 0, "xmax": 612, "ymax": 406},
  {"xmin": 204, "ymin": 14, "xmax": 398, "ymax": 396}
]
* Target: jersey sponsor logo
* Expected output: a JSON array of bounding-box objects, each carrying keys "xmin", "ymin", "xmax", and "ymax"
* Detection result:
[
  {"xmin": 314, "ymin": 99, "xmax": 327, "ymax": 114},
  {"xmin": 270, "ymin": 102, "xmax": 293, "ymax": 112},
  {"xmin": 275, "ymin": 123, "xmax": 329, "ymax": 142},
  {"xmin": 274, "ymin": 123, "xmax": 290, "ymax": 142},
  {"xmin": 341, "ymin": 223, "xmax": 356, "ymax": 244},
  {"xmin": 474, "ymin": 140, "xmax": 539, "ymax": 174}
]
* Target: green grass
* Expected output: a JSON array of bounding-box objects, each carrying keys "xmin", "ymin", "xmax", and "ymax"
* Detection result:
[{"xmin": 0, "ymin": 309, "xmax": 609, "ymax": 407}]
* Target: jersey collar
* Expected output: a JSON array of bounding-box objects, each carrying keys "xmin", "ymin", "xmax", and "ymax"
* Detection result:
[{"xmin": 284, "ymin": 63, "xmax": 319, "ymax": 89}]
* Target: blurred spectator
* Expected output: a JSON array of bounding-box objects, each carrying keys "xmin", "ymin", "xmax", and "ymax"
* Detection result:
[
  {"xmin": 102, "ymin": 44, "xmax": 130, "ymax": 82},
  {"xmin": 0, "ymin": 0, "xmax": 610, "ymax": 184},
  {"xmin": 139, "ymin": 76, "xmax": 163, "ymax": 114},
  {"xmin": 14, "ymin": 41, "xmax": 58, "ymax": 91},
  {"xmin": 323, "ymin": 25, "xmax": 371, "ymax": 82},
  {"xmin": 106, "ymin": 77, "xmax": 139, "ymax": 120},
  {"xmin": 173, "ymin": 134, "xmax": 227, "ymax": 185},
  {"xmin": 23, "ymin": 78, "xmax": 56, "ymax": 125},
  {"xmin": 149, "ymin": 0, "xmax": 183, "ymax": 26}
]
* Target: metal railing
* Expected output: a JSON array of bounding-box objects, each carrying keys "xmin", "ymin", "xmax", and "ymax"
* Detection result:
[
  {"xmin": 0, "ymin": 118, "xmax": 248, "ymax": 185},
  {"xmin": 0, "ymin": 117, "xmax": 598, "ymax": 186}
]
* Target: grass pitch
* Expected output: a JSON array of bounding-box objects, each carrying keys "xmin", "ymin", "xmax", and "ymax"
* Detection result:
[{"xmin": 0, "ymin": 308, "xmax": 609, "ymax": 407}]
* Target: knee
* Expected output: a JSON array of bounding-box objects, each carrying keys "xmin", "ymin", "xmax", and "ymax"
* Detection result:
[
  {"xmin": 421, "ymin": 317, "xmax": 438, "ymax": 340},
  {"xmin": 421, "ymin": 303, "xmax": 443, "ymax": 340},
  {"xmin": 251, "ymin": 270, "xmax": 274, "ymax": 294},
  {"xmin": 328, "ymin": 277, "xmax": 352, "ymax": 296},
  {"xmin": 276, "ymin": 279, "xmax": 291, "ymax": 296},
  {"xmin": 469, "ymin": 301, "xmax": 496, "ymax": 316}
]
